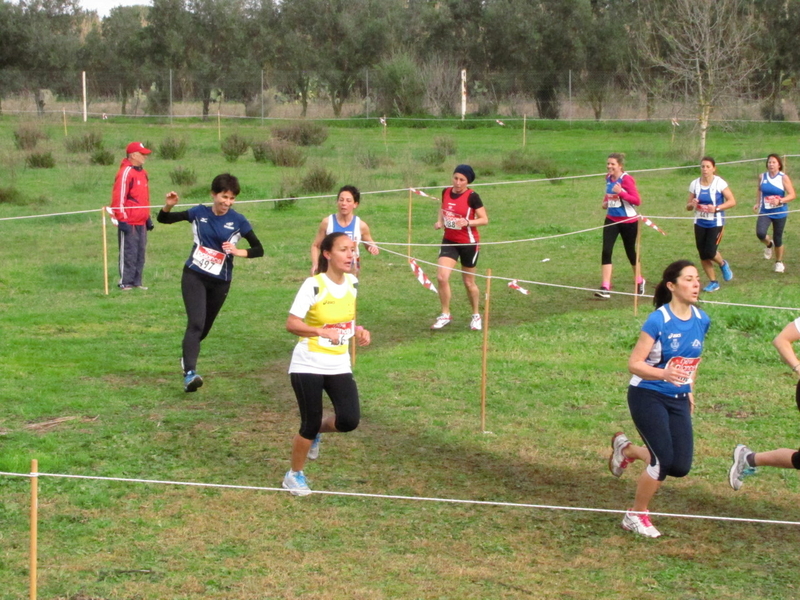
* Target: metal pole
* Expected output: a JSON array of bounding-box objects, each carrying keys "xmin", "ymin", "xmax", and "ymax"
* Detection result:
[
  {"xmin": 169, "ymin": 69, "xmax": 173, "ymax": 125},
  {"xmin": 461, "ymin": 69, "xmax": 467, "ymax": 121},
  {"xmin": 261, "ymin": 70, "xmax": 265, "ymax": 124}
]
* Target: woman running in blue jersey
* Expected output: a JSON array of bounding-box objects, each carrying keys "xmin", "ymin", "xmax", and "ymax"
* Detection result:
[
  {"xmin": 282, "ymin": 232, "xmax": 372, "ymax": 496},
  {"xmin": 595, "ymin": 153, "xmax": 644, "ymax": 299},
  {"xmin": 754, "ymin": 154, "xmax": 795, "ymax": 273},
  {"xmin": 157, "ymin": 173, "xmax": 264, "ymax": 392},
  {"xmin": 729, "ymin": 318, "xmax": 800, "ymax": 490},
  {"xmin": 310, "ymin": 185, "xmax": 379, "ymax": 276},
  {"xmin": 608, "ymin": 260, "xmax": 710, "ymax": 538},
  {"xmin": 686, "ymin": 157, "xmax": 737, "ymax": 293}
]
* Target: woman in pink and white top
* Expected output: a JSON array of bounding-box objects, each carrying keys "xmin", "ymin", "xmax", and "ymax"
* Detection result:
[{"xmin": 595, "ymin": 153, "xmax": 643, "ymax": 299}]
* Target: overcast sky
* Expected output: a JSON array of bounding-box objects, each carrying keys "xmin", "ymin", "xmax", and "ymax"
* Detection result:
[{"xmin": 80, "ymin": 0, "xmax": 152, "ymax": 18}]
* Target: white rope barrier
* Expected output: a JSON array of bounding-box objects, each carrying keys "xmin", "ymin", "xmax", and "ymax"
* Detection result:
[
  {"xmin": 2, "ymin": 155, "xmax": 796, "ymax": 224},
  {"xmin": 378, "ymin": 245, "xmax": 800, "ymax": 312},
  {"xmin": 1, "ymin": 470, "xmax": 796, "ymax": 527}
]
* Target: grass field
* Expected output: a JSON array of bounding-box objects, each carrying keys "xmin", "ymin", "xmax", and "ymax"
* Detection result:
[{"xmin": 1, "ymin": 116, "xmax": 800, "ymax": 599}]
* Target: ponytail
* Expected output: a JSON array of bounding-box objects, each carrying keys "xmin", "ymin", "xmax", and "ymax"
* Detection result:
[{"xmin": 653, "ymin": 260, "xmax": 695, "ymax": 308}]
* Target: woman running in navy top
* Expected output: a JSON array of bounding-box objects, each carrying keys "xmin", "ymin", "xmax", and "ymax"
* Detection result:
[
  {"xmin": 608, "ymin": 260, "xmax": 710, "ymax": 538},
  {"xmin": 157, "ymin": 173, "xmax": 264, "ymax": 392},
  {"xmin": 754, "ymin": 154, "xmax": 795, "ymax": 273}
]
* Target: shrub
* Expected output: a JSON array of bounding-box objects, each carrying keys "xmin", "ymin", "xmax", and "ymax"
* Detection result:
[
  {"xmin": 159, "ymin": 136, "xmax": 188, "ymax": 160},
  {"xmin": 301, "ymin": 166, "xmax": 336, "ymax": 193},
  {"xmin": 13, "ymin": 126, "xmax": 47, "ymax": 150},
  {"xmin": 356, "ymin": 148, "xmax": 388, "ymax": 170},
  {"xmin": 26, "ymin": 152, "xmax": 55, "ymax": 169},
  {"xmin": 373, "ymin": 52, "xmax": 426, "ymax": 116},
  {"xmin": 221, "ymin": 134, "xmax": 250, "ymax": 162},
  {"xmin": 501, "ymin": 150, "xmax": 564, "ymax": 182},
  {"xmin": 170, "ymin": 166, "xmax": 197, "ymax": 186},
  {"xmin": 433, "ymin": 135, "xmax": 457, "ymax": 156},
  {"xmin": 252, "ymin": 140, "xmax": 306, "ymax": 167},
  {"xmin": 90, "ymin": 148, "xmax": 115, "ymax": 166},
  {"xmin": 275, "ymin": 179, "xmax": 301, "ymax": 210},
  {"xmin": 271, "ymin": 122, "xmax": 328, "ymax": 146},
  {"xmin": 65, "ymin": 132, "xmax": 103, "ymax": 153},
  {"xmin": 418, "ymin": 148, "xmax": 446, "ymax": 167},
  {"xmin": 0, "ymin": 186, "xmax": 24, "ymax": 204}
]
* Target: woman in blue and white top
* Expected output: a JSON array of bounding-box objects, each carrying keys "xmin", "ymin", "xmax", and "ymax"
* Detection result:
[
  {"xmin": 754, "ymin": 154, "xmax": 795, "ymax": 273},
  {"xmin": 686, "ymin": 157, "xmax": 737, "ymax": 293},
  {"xmin": 158, "ymin": 174, "xmax": 264, "ymax": 392},
  {"xmin": 607, "ymin": 260, "xmax": 710, "ymax": 538}
]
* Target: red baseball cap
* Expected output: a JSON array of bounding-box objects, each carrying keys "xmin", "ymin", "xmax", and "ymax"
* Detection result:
[{"xmin": 126, "ymin": 141, "xmax": 151, "ymax": 155}]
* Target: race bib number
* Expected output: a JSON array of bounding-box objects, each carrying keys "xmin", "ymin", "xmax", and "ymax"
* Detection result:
[
  {"xmin": 442, "ymin": 211, "xmax": 460, "ymax": 229},
  {"xmin": 192, "ymin": 245, "xmax": 226, "ymax": 275},
  {"xmin": 605, "ymin": 195, "xmax": 621, "ymax": 208},
  {"xmin": 765, "ymin": 195, "xmax": 781, "ymax": 209},
  {"xmin": 666, "ymin": 356, "xmax": 701, "ymax": 385},
  {"xmin": 317, "ymin": 320, "xmax": 355, "ymax": 348},
  {"xmin": 695, "ymin": 208, "xmax": 713, "ymax": 220}
]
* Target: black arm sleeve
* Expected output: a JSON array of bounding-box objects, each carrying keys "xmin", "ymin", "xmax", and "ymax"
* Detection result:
[
  {"xmin": 468, "ymin": 191, "xmax": 484, "ymax": 209},
  {"xmin": 243, "ymin": 229, "xmax": 264, "ymax": 258},
  {"xmin": 157, "ymin": 209, "xmax": 191, "ymax": 224}
]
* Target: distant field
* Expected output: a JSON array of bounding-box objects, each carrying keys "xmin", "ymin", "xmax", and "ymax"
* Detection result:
[{"xmin": 1, "ymin": 116, "xmax": 799, "ymax": 599}]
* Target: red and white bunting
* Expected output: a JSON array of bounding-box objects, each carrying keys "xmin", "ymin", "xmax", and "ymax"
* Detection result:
[
  {"xmin": 104, "ymin": 206, "xmax": 119, "ymax": 226},
  {"xmin": 409, "ymin": 187, "xmax": 437, "ymax": 200},
  {"xmin": 496, "ymin": 119, "xmax": 505, "ymax": 126},
  {"xmin": 508, "ymin": 279, "xmax": 530, "ymax": 295},
  {"xmin": 639, "ymin": 215, "xmax": 667, "ymax": 236},
  {"xmin": 379, "ymin": 116, "xmax": 387, "ymax": 127},
  {"xmin": 409, "ymin": 259, "xmax": 438, "ymax": 293}
]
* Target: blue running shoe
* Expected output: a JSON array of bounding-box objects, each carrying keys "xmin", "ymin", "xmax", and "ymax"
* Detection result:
[
  {"xmin": 721, "ymin": 260, "xmax": 733, "ymax": 281},
  {"xmin": 183, "ymin": 370, "xmax": 203, "ymax": 393},
  {"xmin": 703, "ymin": 281, "xmax": 720, "ymax": 293},
  {"xmin": 282, "ymin": 470, "xmax": 311, "ymax": 496},
  {"xmin": 307, "ymin": 434, "xmax": 321, "ymax": 460}
]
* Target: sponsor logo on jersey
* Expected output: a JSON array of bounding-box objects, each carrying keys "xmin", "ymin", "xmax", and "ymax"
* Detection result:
[
  {"xmin": 224, "ymin": 222, "xmax": 234, "ymax": 229},
  {"xmin": 692, "ymin": 339, "xmax": 702, "ymax": 348}
]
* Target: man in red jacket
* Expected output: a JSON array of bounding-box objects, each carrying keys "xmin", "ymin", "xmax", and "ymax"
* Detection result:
[{"xmin": 111, "ymin": 141, "xmax": 153, "ymax": 290}]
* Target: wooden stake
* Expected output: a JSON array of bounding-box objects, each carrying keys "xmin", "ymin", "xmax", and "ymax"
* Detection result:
[
  {"xmin": 407, "ymin": 188, "xmax": 413, "ymax": 258},
  {"xmin": 217, "ymin": 109, "xmax": 222, "ymax": 141},
  {"xmin": 634, "ymin": 218, "xmax": 642, "ymax": 316},
  {"xmin": 102, "ymin": 208, "xmax": 109, "ymax": 295},
  {"xmin": 522, "ymin": 114, "xmax": 527, "ymax": 148},
  {"xmin": 62, "ymin": 108, "xmax": 67, "ymax": 137},
  {"xmin": 29, "ymin": 459, "xmax": 38, "ymax": 600},
  {"xmin": 480, "ymin": 269, "xmax": 492, "ymax": 432}
]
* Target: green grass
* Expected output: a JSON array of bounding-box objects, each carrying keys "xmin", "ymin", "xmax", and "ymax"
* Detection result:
[{"xmin": 1, "ymin": 116, "xmax": 800, "ymax": 599}]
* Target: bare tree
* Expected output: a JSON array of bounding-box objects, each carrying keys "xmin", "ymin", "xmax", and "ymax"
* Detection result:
[{"xmin": 635, "ymin": 0, "xmax": 762, "ymax": 157}]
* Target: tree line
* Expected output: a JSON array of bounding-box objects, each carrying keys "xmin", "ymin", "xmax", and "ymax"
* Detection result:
[{"xmin": 2, "ymin": 0, "xmax": 800, "ymax": 128}]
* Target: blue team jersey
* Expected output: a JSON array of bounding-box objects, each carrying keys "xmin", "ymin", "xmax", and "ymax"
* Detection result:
[
  {"xmin": 184, "ymin": 205, "xmax": 252, "ymax": 281},
  {"xmin": 630, "ymin": 304, "xmax": 711, "ymax": 396},
  {"xmin": 759, "ymin": 171, "xmax": 788, "ymax": 219},
  {"xmin": 605, "ymin": 173, "xmax": 638, "ymax": 221},
  {"xmin": 689, "ymin": 176, "xmax": 728, "ymax": 228}
]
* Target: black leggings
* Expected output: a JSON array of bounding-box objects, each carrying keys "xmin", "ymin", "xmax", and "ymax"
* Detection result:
[
  {"xmin": 756, "ymin": 215, "xmax": 787, "ymax": 248},
  {"xmin": 290, "ymin": 372, "xmax": 361, "ymax": 440},
  {"xmin": 181, "ymin": 266, "xmax": 231, "ymax": 373},
  {"xmin": 694, "ymin": 224, "xmax": 723, "ymax": 261},
  {"xmin": 628, "ymin": 386, "xmax": 693, "ymax": 481},
  {"xmin": 601, "ymin": 218, "xmax": 638, "ymax": 266}
]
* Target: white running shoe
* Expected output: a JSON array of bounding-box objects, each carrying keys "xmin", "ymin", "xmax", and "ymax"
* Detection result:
[
  {"xmin": 729, "ymin": 444, "xmax": 756, "ymax": 491},
  {"xmin": 282, "ymin": 470, "xmax": 312, "ymax": 496},
  {"xmin": 608, "ymin": 432, "xmax": 633, "ymax": 477},
  {"xmin": 764, "ymin": 242, "xmax": 774, "ymax": 260},
  {"xmin": 594, "ymin": 286, "xmax": 611, "ymax": 299},
  {"xmin": 636, "ymin": 279, "xmax": 646, "ymax": 296},
  {"xmin": 774, "ymin": 261, "xmax": 785, "ymax": 273},
  {"xmin": 470, "ymin": 314, "xmax": 482, "ymax": 331},
  {"xmin": 621, "ymin": 510, "xmax": 661, "ymax": 538},
  {"xmin": 431, "ymin": 313, "xmax": 452, "ymax": 330},
  {"xmin": 307, "ymin": 434, "xmax": 321, "ymax": 460}
]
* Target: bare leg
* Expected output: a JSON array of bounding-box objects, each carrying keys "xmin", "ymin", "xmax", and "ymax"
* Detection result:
[
  {"xmin": 290, "ymin": 435, "xmax": 313, "ymax": 472},
  {"xmin": 712, "ymin": 251, "xmax": 725, "ymax": 267},
  {"xmin": 632, "ymin": 470, "xmax": 662, "ymax": 512},
  {"xmin": 623, "ymin": 443, "xmax": 651, "ymax": 463},
  {"xmin": 601, "ymin": 263, "xmax": 613, "ymax": 287},
  {"xmin": 436, "ymin": 257, "xmax": 456, "ymax": 315},
  {"xmin": 701, "ymin": 258, "xmax": 717, "ymax": 281},
  {"xmin": 462, "ymin": 267, "xmax": 479, "ymax": 314},
  {"xmin": 775, "ymin": 245, "xmax": 785, "ymax": 262},
  {"xmin": 754, "ymin": 448, "xmax": 795, "ymax": 468}
]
